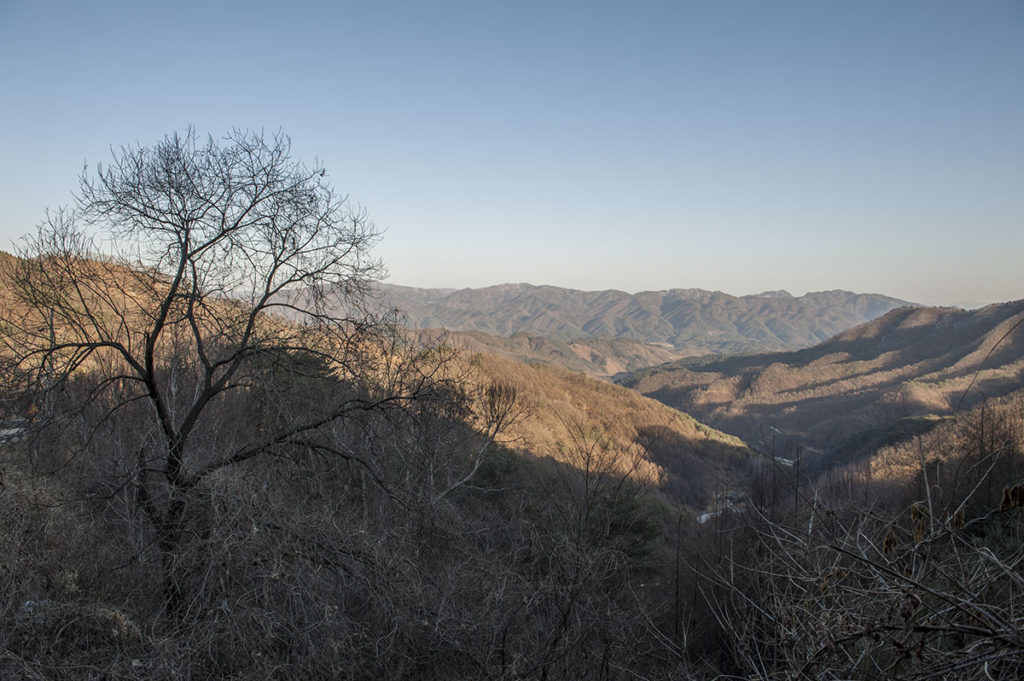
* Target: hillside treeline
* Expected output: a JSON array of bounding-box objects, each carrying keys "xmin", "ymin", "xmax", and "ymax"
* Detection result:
[
  {"xmin": 4, "ymin": 346, "xmax": 1023, "ymax": 680},
  {"xmin": 0, "ymin": 351, "xmax": 682, "ymax": 679},
  {"xmin": 0, "ymin": 129, "xmax": 688, "ymax": 680},
  {"xmin": 693, "ymin": 392, "xmax": 1024, "ymax": 680}
]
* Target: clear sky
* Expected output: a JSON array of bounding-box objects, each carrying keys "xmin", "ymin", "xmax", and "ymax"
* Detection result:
[{"xmin": 1, "ymin": 1, "xmax": 1021, "ymax": 307}]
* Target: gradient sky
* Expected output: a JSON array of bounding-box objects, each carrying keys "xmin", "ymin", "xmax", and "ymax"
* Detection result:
[{"xmin": 1, "ymin": 1, "xmax": 1021, "ymax": 307}]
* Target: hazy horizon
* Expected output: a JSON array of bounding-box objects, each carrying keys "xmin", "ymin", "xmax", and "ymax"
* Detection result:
[
  {"xmin": 1, "ymin": 1, "xmax": 1021, "ymax": 309},
  {"xmin": 377, "ymin": 278, "xmax": 997, "ymax": 310}
]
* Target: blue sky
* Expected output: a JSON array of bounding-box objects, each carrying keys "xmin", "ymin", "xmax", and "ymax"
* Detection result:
[{"xmin": 1, "ymin": 1, "xmax": 1021, "ymax": 306}]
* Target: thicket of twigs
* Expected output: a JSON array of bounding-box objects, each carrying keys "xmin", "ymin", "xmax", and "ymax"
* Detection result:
[
  {"xmin": 0, "ymin": 370, "xmax": 683, "ymax": 680},
  {"xmin": 693, "ymin": 394, "xmax": 1024, "ymax": 680},
  {"xmin": 5, "ymin": 374, "xmax": 1022, "ymax": 680}
]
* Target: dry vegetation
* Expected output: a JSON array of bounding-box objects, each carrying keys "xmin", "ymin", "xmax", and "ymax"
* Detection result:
[
  {"xmin": 868, "ymin": 389, "xmax": 1024, "ymax": 484},
  {"xmin": 4, "ymin": 128, "xmax": 1020, "ymax": 680},
  {"xmin": 625, "ymin": 303, "xmax": 1024, "ymax": 459},
  {"xmin": 0, "ymin": 129, "xmax": 752, "ymax": 680},
  {"xmin": 421, "ymin": 327, "xmax": 694, "ymax": 378},
  {"xmin": 689, "ymin": 391, "xmax": 1024, "ymax": 680},
  {"xmin": 4, "ymin": 367, "xmax": 1021, "ymax": 679},
  {"xmin": 468, "ymin": 353, "xmax": 751, "ymax": 506}
]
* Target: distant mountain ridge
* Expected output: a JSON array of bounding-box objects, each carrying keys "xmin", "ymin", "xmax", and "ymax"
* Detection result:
[{"xmin": 376, "ymin": 282, "xmax": 911, "ymax": 356}]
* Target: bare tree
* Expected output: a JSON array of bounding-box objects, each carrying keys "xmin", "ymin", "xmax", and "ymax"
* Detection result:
[{"xmin": 0, "ymin": 129, "xmax": 437, "ymax": 612}]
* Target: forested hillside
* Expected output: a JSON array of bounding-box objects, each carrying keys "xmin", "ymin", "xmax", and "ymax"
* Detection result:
[
  {"xmin": 2, "ymin": 129, "xmax": 1021, "ymax": 680},
  {"xmin": 468, "ymin": 353, "xmax": 751, "ymax": 506},
  {"xmin": 691, "ymin": 390, "xmax": 1024, "ymax": 679},
  {"xmin": 0, "ymin": 246, "xmax": 746, "ymax": 679},
  {"xmin": 0, "ymin": 131, "xmax": 747, "ymax": 680},
  {"xmin": 623, "ymin": 301, "xmax": 1024, "ymax": 467},
  {"xmin": 424, "ymin": 327, "xmax": 693, "ymax": 377},
  {"xmin": 378, "ymin": 282, "xmax": 908, "ymax": 355}
]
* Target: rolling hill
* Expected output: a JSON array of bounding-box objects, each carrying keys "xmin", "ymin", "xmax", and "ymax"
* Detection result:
[
  {"xmin": 0, "ymin": 251, "xmax": 751, "ymax": 508},
  {"xmin": 420, "ymin": 328, "xmax": 693, "ymax": 377},
  {"xmin": 376, "ymin": 282, "xmax": 910, "ymax": 355},
  {"xmin": 469, "ymin": 353, "xmax": 753, "ymax": 506},
  {"xmin": 621, "ymin": 301, "xmax": 1024, "ymax": 468}
]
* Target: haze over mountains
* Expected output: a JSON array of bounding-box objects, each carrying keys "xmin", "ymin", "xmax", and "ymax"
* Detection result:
[{"xmin": 378, "ymin": 282, "xmax": 910, "ymax": 357}]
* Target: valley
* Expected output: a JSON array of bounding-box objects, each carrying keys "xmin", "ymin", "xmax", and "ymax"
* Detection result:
[
  {"xmin": 620, "ymin": 301, "xmax": 1024, "ymax": 470},
  {"xmin": 386, "ymin": 283, "xmax": 1023, "ymax": 486},
  {"xmin": 1, "ymin": 130, "xmax": 1021, "ymax": 681},
  {"xmin": 5, "ymin": 240, "xmax": 1022, "ymax": 679}
]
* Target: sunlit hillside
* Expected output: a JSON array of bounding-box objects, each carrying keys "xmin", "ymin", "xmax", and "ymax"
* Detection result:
[
  {"xmin": 437, "ymin": 328, "xmax": 694, "ymax": 377},
  {"xmin": 623, "ymin": 302, "xmax": 1024, "ymax": 462},
  {"xmin": 0, "ymin": 251, "xmax": 750, "ymax": 508},
  {"xmin": 468, "ymin": 352, "xmax": 752, "ymax": 505},
  {"xmin": 867, "ymin": 387, "xmax": 1024, "ymax": 484}
]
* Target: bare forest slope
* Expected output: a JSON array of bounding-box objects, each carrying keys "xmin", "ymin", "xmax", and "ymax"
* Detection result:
[
  {"xmin": 622, "ymin": 301, "xmax": 1024, "ymax": 466},
  {"xmin": 469, "ymin": 353, "xmax": 752, "ymax": 506},
  {"xmin": 428, "ymin": 328, "xmax": 693, "ymax": 377},
  {"xmin": 0, "ymin": 251, "xmax": 751, "ymax": 508}
]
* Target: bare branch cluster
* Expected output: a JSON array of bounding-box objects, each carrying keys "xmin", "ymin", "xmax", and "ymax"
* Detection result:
[
  {"xmin": 697, "ymin": 399, "xmax": 1024, "ymax": 680},
  {"xmin": 0, "ymin": 129, "xmax": 424, "ymax": 614}
]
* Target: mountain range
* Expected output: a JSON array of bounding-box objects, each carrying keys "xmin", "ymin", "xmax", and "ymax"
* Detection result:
[
  {"xmin": 376, "ymin": 282, "xmax": 910, "ymax": 357},
  {"xmin": 620, "ymin": 300, "xmax": 1024, "ymax": 470},
  {"xmin": 0, "ymin": 251, "xmax": 752, "ymax": 507}
]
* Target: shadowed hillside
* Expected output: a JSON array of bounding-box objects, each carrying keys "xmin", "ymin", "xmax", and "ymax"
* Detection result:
[
  {"xmin": 621, "ymin": 301, "xmax": 1024, "ymax": 468},
  {"xmin": 377, "ymin": 283, "xmax": 909, "ymax": 355},
  {"xmin": 865, "ymin": 387, "xmax": 1024, "ymax": 485},
  {"xmin": 468, "ymin": 353, "xmax": 753, "ymax": 506},
  {"xmin": 693, "ymin": 388, "xmax": 1024, "ymax": 680},
  {"xmin": 0, "ymin": 248, "xmax": 754, "ymax": 680}
]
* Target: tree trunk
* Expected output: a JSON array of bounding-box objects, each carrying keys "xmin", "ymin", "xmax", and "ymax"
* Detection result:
[{"xmin": 157, "ymin": 494, "xmax": 187, "ymax": 618}]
